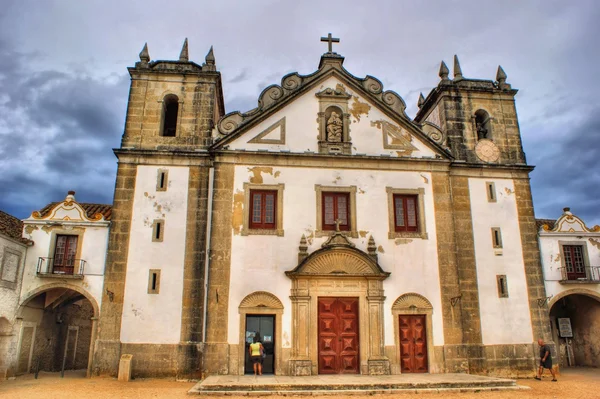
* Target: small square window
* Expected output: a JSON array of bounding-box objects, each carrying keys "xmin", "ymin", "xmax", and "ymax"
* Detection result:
[
  {"xmin": 156, "ymin": 169, "xmax": 168, "ymax": 191},
  {"xmin": 322, "ymin": 192, "xmax": 350, "ymax": 231},
  {"xmin": 486, "ymin": 182, "xmax": 496, "ymax": 202},
  {"xmin": 491, "ymin": 227, "xmax": 503, "ymax": 248},
  {"xmin": 152, "ymin": 219, "xmax": 165, "ymax": 242},
  {"xmin": 497, "ymin": 275, "xmax": 508, "ymax": 298},
  {"xmin": 148, "ymin": 269, "xmax": 161, "ymax": 294},
  {"xmin": 249, "ymin": 190, "xmax": 277, "ymax": 230}
]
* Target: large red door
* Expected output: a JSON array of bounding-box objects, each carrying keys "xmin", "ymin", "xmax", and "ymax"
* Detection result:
[
  {"xmin": 318, "ymin": 297, "xmax": 359, "ymax": 374},
  {"xmin": 399, "ymin": 315, "xmax": 428, "ymax": 373}
]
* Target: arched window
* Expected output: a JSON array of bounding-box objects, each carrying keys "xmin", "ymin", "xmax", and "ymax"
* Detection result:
[
  {"xmin": 161, "ymin": 95, "xmax": 179, "ymax": 137},
  {"xmin": 474, "ymin": 109, "xmax": 491, "ymax": 140}
]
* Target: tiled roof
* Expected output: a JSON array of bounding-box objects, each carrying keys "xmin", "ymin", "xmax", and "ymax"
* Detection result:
[
  {"xmin": 536, "ymin": 218, "xmax": 556, "ymax": 231},
  {"xmin": 37, "ymin": 202, "xmax": 113, "ymax": 221},
  {"xmin": 0, "ymin": 209, "xmax": 31, "ymax": 244}
]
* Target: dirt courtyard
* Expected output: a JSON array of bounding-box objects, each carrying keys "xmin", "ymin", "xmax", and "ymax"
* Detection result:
[{"xmin": 0, "ymin": 368, "xmax": 599, "ymax": 399}]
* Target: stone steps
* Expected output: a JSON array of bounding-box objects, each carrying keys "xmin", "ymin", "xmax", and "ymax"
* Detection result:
[{"xmin": 189, "ymin": 374, "xmax": 529, "ymax": 396}]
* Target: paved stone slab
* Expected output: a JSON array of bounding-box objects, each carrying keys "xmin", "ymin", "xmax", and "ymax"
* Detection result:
[{"xmin": 189, "ymin": 373, "xmax": 529, "ymax": 395}]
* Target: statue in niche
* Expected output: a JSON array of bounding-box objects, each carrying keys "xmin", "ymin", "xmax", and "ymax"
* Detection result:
[
  {"xmin": 326, "ymin": 111, "xmax": 343, "ymax": 142},
  {"xmin": 476, "ymin": 121, "xmax": 488, "ymax": 139}
]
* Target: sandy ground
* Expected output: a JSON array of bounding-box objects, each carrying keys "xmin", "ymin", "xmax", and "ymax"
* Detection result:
[{"xmin": 0, "ymin": 368, "xmax": 599, "ymax": 399}]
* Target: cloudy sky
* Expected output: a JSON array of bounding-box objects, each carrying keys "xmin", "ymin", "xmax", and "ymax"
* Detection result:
[{"xmin": 0, "ymin": 1, "xmax": 598, "ymax": 226}]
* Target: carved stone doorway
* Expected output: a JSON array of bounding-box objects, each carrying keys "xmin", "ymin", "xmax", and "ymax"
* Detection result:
[
  {"xmin": 286, "ymin": 231, "xmax": 390, "ymax": 375},
  {"xmin": 317, "ymin": 297, "xmax": 359, "ymax": 374}
]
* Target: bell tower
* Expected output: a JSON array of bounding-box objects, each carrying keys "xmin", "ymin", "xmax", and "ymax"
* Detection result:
[
  {"xmin": 94, "ymin": 40, "xmax": 223, "ymax": 379},
  {"xmin": 415, "ymin": 55, "xmax": 526, "ymax": 166}
]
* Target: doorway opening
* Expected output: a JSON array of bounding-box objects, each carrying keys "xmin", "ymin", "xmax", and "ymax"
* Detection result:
[
  {"xmin": 399, "ymin": 314, "xmax": 428, "ymax": 373},
  {"xmin": 244, "ymin": 315, "xmax": 275, "ymax": 374},
  {"xmin": 317, "ymin": 297, "xmax": 359, "ymax": 374}
]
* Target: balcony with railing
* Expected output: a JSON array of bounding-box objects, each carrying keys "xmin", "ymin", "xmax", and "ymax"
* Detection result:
[
  {"xmin": 558, "ymin": 266, "xmax": 600, "ymax": 284},
  {"xmin": 36, "ymin": 257, "xmax": 86, "ymax": 279}
]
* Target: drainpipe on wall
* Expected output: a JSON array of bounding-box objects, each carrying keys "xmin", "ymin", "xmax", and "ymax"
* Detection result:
[{"xmin": 202, "ymin": 166, "xmax": 215, "ymax": 343}]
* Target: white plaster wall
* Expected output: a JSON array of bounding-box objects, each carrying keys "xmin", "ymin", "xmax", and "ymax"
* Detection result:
[
  {"xmin": 120, "ymin": 165, "xmax": 189, "ymax": 344},
  {"xmin": 226, "ymin": 165, "xmax": 444, "ymax": 349},
  {"xmin": 539, "ymin": 234, "xmax": 600, "ymax": 300},
  {"xmin": 469, "ymin": 178, "xmax": 533, "ymax": 345},
  {"xmin": 0, "ymin": 237, "xmax": 27, "ymax": 322},
  {"xmin": 19, "ymin": 224, "xmax": 108, "ymax": 311},
  {"xmin": 226, "ymin": 76, "xmax": 437, "ymax": 159}
]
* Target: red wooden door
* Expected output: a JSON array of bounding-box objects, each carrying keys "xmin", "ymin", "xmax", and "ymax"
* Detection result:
[
  {"xmin": 563, "ymin": 245, "xmax": 586, "ymax": 280},
  {"xmin": 53, "ymin": 235, "xmax": 78, "ymax": 274},
  {"xmin": 318, "ymin": 297, "xmax": 359, "ymax": 374},
  {"xmin": 399, "ymin": 315, "xmax": 428, "ymax": 373}
]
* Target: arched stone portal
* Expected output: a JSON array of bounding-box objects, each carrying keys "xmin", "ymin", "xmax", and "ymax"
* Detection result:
[
  {"xmin": 238, "ymin": 291, "xmax": 284, "ymax": 375},
  {"xmin": 549, "ymin": 290, "xmax": 600, "ymax": 368},
  {"xmin": 286, "ymin": 232, "xmax": 390, "ymax": 375},
  {"xmin": 15, "ymin": 284, "xmax": 99, "ymax": 377}
]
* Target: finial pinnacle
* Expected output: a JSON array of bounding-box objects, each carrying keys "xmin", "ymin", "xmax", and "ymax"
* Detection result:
[
  {"xmin": 418, "ymin": 92, "xmax": 425, "ymax": 108},
  {"xmin": 205, "ymin": 46, "xmax": 215, "ymax": 65},
  {"xmin": 179, "ymin": 38, "xmax": 189, "ymax": 62},
  {"xmin": 453, "ymin": 55, "xmax": 463, "ymax": 81},
  {"xmin": 139, "ymin": 42, "xmax": 150, "ymax": 63},
  {"xmin": 496, "ymin": 65, "xmax": 507, "ymax": 83},
  {"xmin": 439, "ymin": 61, "xmax": 449, "ymax": 81}
]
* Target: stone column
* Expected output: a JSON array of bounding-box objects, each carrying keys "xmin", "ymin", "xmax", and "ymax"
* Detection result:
[
  {"xmin": 288, "ymin": 281, "xmax": 312, "ymax": 375},
  {"xmin": 367, "ymin": 281, "xmax": 390, "ymax": 375}
]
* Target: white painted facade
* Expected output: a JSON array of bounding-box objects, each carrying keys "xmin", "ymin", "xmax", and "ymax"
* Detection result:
[
  {"xmin": 468, "ymin": 178, "xmax": 533, "ymax": 344},
  {"xmin": 538, "ymin": 209, "xmax": 600, "ymax": 301},
  {"xmin": 120, "ymin": 165, "xmax": 190, "ymax": 344},
  {"xmin": 227, "ymin": 165, "xmax": 444, "ymax": 348}
]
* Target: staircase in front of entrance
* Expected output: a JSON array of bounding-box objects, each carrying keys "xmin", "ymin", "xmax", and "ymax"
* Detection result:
[{"xmin": 189, "ymin": 373, "xmax": 529, "ymax": 395}]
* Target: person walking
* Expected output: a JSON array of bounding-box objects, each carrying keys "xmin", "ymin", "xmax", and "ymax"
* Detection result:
[
  {"xmin": 535, "ymin": 338, "xmax": 557, "ymax": 381},
  {"xmin": 248, "ymin": 336, "xmax": 264, "ymax": 376}
]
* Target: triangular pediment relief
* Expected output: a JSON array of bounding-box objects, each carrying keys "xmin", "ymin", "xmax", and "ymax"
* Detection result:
[
  {"xmin": 247, "ymin": 117, "xmax": 286, "ymax": 144},
  {"xmin": 213, "ymin": 57, "xmax": 451, "ymax": 159}
]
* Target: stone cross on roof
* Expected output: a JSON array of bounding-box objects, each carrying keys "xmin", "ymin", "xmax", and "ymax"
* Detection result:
[{"xmin": 321, "ymin": 33, "xmax": 340, "ymax": 53}]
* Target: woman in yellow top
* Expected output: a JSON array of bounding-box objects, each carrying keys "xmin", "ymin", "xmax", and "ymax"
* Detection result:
[{"xmin": 248, "ymin": 336, "xmax": 264, "ymax": 375}]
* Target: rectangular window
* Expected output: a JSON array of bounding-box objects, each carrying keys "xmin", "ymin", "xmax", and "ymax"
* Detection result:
[
  {"xmin": 491, "ymin": 227, "xmax": 503, "ymax": 248},
  {"xmin": 152, "ymin": 219, "xmax": 165, "ymax": 242},
  {"xmin": 148, "ymin": 269, "xmax": 161, "ymax": 294},
  {"xmin": 563, "ymin": 245, "xmax": 586, "ymax": 280},
  {"xmin": 486, "ymin": 182, "xmax": 496, "ymax": 202},
  {"xmin": 249, "ymin": 190, "xmax": 277, "ymax": 229},
  {"xmin": 53, "ymin": 235, "xmax": 78, "ymax": 274},
  {"xmin": 322, "ymin": 192, "xmax": 350, "ymax": 231},
  {"xmin": 497, "ymin": 275, "xmax": 508, "ymax": 298},
  {"xmin": 156, "ymin": 169, "xmax": 168, "ymax": 191},
  {"xmin": 393, "ymin": 194, "xmax": 419, "ymax": 232}
]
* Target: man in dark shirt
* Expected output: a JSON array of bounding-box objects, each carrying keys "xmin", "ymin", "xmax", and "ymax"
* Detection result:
[{"xmin": 535, "ymin": 338, "xmax": 557, "ymax": 381}]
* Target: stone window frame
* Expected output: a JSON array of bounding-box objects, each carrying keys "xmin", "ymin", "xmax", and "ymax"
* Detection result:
[
  {"xmin": 148, "ymin": 269, "xmax": 161, "ymax": 294},
  {"xmin": 558, "ymin": 241, "xmax": 591, "ymax": 279},
  {"xmin": 47, "ymin": 228, "xmax": 85, "ymax": 274},
  {"xmin": 0, "ymin": 247, "xmax": 23, "ymax": 289},
  {"xmin": 496, "ymin": 275, "xmax": 509, "ymax": 298},
  {"xmin": 152, "ymin": 219, "xmax": 165, "ymax": 242},
  {"xmin": 386, "ymin": 187, "xmax": 427, "ymax": 239},
  {"xmin": 157, "ymin": 92, "xmax": 184, "ymax": 137},
  {"xmin": 315, "ymin": 185, "xmax": 358, "ymax": 238},
  {"xmin": 486, "ymin": 181, "xmax": 497, "ymax": 202},
  {"xmin": 156, "ymin": 168, "xmax": 169, "ymax": 192},
  {"xmin": 491, "ymin": 227, "xmax": 503, "ymax": 248},
  {"xmin": 241, "ymin": 183, "xmax": 284, "ymax": 237}
]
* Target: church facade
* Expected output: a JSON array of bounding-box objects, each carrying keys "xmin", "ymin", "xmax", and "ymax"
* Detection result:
[{"xmin": 92, "ymin": 38, "xmax": 551, "ymax": 378}]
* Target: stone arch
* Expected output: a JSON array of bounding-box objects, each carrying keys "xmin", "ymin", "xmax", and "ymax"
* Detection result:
[
  {"xmin": 548, "ymin": 288, "xmax": 600, "ymax": 310},
  {"xmin": 160, "ymin": 93, "xmax": 180, "ymax": 137},
  {"xmin": 237, "ymin": 291, "xmax": 284, "ymax": 375},
  {"xmin": 15, "ymin": 282, "xmax": 99, "ymax": 377},
  {"xmin": 17, "ymin": 282, "xmax": 99, "ymax": 318},
  {"xmin": 239, "ymin": 291, "xmax": 284, "ymax": 310},
  {"xmin": 391, "ymin": 293, "xmax": 436, "ymax": 373},
  {"xmin": 392, "ymin": 292, "xmax": 433, "ymax": 311},
  {"xmin": 474, "ymin": 109, "xmax": 492, "ymax": 140}
]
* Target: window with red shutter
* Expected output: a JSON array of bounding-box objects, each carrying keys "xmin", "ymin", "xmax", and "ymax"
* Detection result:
[
  {"xmin": 393, "ymin": 194, "xmax": 419, "ymax": 232},
  {"xmin": 322, "ymin": 192, "xmax": 350, "ymax": 231},
  {"xmin": 249, "ymin": 190, "xmax": 277, "ymax": 229}
]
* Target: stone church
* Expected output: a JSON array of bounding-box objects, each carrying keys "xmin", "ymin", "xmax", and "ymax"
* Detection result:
[{"xmin": 91, "ymin": 36, "xmax": 551, "ymax": 379}]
